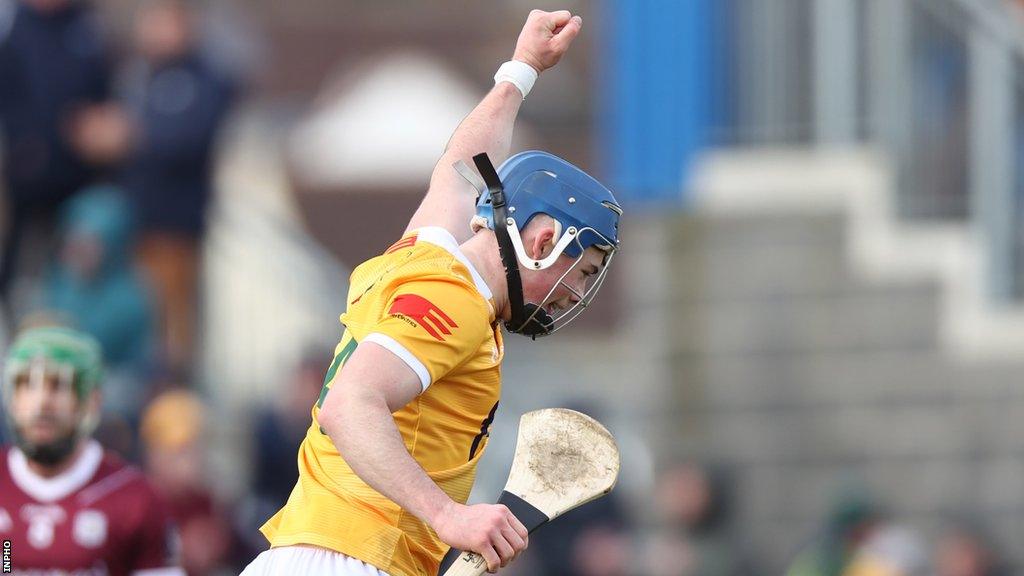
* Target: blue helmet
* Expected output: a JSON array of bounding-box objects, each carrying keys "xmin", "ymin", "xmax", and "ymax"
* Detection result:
[
  {"xmin": 475, "ymin": 151, "xmax": 621, "ymax": 259},
  {"xmin": 462, "ymin": 151, "xmax": 622, "ymax": 337}
]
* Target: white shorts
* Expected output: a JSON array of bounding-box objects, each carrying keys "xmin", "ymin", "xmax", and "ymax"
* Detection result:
[{"xmin": 241, "ymin": 545, "xmax": 391, "ymax": 576}]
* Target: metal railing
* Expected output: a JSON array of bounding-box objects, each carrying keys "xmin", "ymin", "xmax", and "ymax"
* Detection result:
[{"xmin": 709, "ymin": 0, "xmax": 1024, "ymax": 301}]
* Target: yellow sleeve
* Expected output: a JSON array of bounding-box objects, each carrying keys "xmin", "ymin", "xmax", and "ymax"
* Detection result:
[{"xmin": 362, "ymin": 278, "xmax": 491, "ymax": 391}]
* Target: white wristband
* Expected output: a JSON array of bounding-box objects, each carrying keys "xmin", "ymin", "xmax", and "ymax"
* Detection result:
[{"xmin": 494, "ymin": 60, "xmax": 539, "ymax": 99}]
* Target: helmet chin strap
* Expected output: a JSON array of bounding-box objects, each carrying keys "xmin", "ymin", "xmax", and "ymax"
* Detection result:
[{"xmin": 472, "ymin": 153, "xmax": 554, "ymax": 339}]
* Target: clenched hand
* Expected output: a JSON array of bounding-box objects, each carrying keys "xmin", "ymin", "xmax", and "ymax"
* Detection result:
[
  {"xmin": 513, "ymin": 10, "xmax": 583, "ymax": 73},
  {"xmin": 432, "ymin": 501, "xmax": 529, "ymax": 573}
]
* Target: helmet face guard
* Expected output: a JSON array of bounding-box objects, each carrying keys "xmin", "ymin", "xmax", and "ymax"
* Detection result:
[
  {"xmin": 461, "ymin": 151, "xmax": 622, "ymax": 338},
  {"xmin": 2, "ymin": 327, "xmax": 103, "ymax": 464},
  {"xmin": 504, "ymin": 220, "xmax": 618, "ymax": 336},
  {"xmin": 4, "ymin": 357, "xmax": 78, "ymax": 398}
]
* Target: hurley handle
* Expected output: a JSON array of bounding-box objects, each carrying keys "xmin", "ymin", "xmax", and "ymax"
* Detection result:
[
  {"xmin": 438, "ymin": 550, "xmax": 489, "ymax": 576},
  {"xmin": 437, "ymin": 491, "xmax": 550, "ymax": 575}
]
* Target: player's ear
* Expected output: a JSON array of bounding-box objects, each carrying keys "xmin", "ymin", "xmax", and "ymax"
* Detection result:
[
  {"xmin": 84, "ymin": 389, "xmax": 102, "ymax": 417},
  {"xmin": 530, "ymin": 225, "xmax": 556, "ymax": 259}
]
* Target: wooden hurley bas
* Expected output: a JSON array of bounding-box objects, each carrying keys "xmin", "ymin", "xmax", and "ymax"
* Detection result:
[{"xmin": 438, "ymin": 408, "xmax": 621, "ymax": 576}]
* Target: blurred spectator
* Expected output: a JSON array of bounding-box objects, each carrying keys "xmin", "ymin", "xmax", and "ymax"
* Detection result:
[
  {"xmin": 235, "ymin": 351, "xmax": 327, "ymax": 556},
  {"xmin": 232, "ymin": 352, "xmax": 327, "ymax": 557},
  {"xmin": 250, "ymin": 351, "xmax": 327, "ymax": 506},
  {"xmin": 120, "ymin": 0, "xmax": 236, "ymax": 379},
  {"xmin": 142, "ymin": 388, "xmax": 235, "ymax": 576},
  {"xmin": 641, "ymin": 460, "xmax": 753, "ymax": 576},
  {"xmin": 38, "ymin": 185, "xmax": 153, "ymax": 415},
  {"xmin": 529, "ymin": 487, "xmax": 630, "ymax": 576},
  {"xmin": 0, "ymin": 0, "xmax": 118, "ymax": 316},
  {"xmin": 786, "ymin": 488, "xmax": 882, "ymax": 576},
  {"xmin": 844, "ymin": 525, "xmax": 928, "ymax": 576},
  {"xmin": 932, "ymin": 520, "xmax": 1007, "ymax": 576}
]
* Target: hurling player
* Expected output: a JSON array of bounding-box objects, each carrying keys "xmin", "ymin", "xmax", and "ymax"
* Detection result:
[{"xmin": 245, "ymin": 9, "xmax": 622, "ymax": 576}]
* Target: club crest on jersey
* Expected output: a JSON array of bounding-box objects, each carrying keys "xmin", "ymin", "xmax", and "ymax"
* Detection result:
[
  {"xmin": 21, "ymin": 504, "xmax": 65, "ymax": 549},
  {"xmin": 73, "ymin": 510, "xmax": 108, "ymax": 548},
  {"xmin": 389, "ymin": 294, "xmax": 457, "ymax": 341}
]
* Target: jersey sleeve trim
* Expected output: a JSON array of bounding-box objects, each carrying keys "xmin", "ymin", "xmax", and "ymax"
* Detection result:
[{"xmin": 363, "ymin": 332, "xmax": 432, "ymax": 391}]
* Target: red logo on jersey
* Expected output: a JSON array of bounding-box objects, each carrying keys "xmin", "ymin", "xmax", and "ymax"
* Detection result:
[
  {"xmin": 389, "ymin": 294, "xmax": 458, "ymax": 341},
  {"xmin": 385, "ymin": 234, "xmax": 418, "ymax": 254}
]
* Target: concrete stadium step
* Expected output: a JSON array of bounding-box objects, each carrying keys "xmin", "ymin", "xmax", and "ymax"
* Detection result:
[
  {"xmin": 692, "ymin": 350, "xmax": 1024, "ymax": 409},
  {"xmin": 674, "ymin": 211, "xmax": 848, "ymax": 249},
  {"xmin": 666, "ymin": 384, "xmax": 1024, "ymax": 465},
  {"xmin": 669, "ymin": 212, "xmax": 861, "ymax": 301},
  {"xmin": 669, "ymin": 281, "xmax": 940, "ymax": 355}
]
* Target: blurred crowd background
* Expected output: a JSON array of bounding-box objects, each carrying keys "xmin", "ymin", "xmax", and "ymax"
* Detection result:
[{"xmin": 2, "ymin": 0, "xmax": 1024, "ymax": 574}]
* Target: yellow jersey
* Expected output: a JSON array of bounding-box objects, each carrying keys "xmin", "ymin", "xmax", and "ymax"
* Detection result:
[{"xmin": 260, "ymin": 226, "xmax": 505, "ymax": 576}]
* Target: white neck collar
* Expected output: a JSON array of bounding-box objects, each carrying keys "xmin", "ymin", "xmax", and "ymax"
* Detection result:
[
  {"xmin": 414, "ymin": 227, "xmax": 494, "ymax": 300},
  {"xmin": 9, "ymin": 440, "xmax": 103, "ymax": 503}
]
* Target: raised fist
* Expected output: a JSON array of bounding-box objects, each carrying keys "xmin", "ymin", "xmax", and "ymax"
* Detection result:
[{"xmin": 512, "ymin": 9, "xmax": 583, "ymax": 73}]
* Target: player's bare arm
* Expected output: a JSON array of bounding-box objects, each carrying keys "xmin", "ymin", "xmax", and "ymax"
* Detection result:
[
  {"xmin": 318, "ymin": 343, "xmax": 529, "ymax": 573},
  {"xmin": 404, "ymin": 10, "xmax": 583, "ymax": 242}
]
